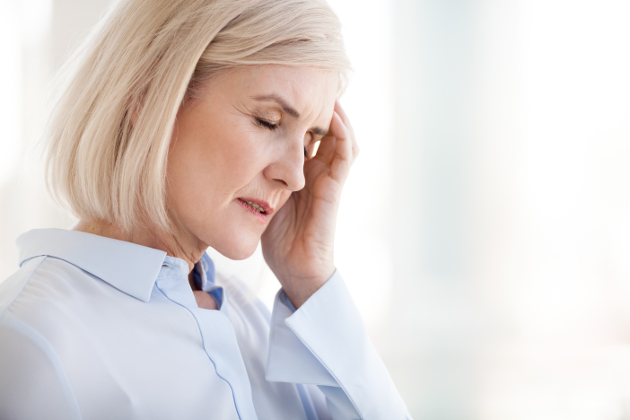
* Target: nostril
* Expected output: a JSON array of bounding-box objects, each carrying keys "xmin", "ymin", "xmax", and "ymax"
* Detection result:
[{"xmin": 274, "ymin": 178, "xmax": 289, "ymax": 188}]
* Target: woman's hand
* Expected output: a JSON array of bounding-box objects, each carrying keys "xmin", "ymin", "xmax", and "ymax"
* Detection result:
[{"xmin": 261, "ymin": 100, "xmax": 358, "ymax": 308}]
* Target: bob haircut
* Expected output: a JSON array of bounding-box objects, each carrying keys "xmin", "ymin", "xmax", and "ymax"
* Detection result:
[{"xmin": 45, "ymin": 0, "xmax": 350, "ymax": 232}]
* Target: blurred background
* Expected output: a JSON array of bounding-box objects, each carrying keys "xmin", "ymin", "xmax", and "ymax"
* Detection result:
[{"xmin": 2, "ymin": 0, "xmax": 630, "ymax": 418}]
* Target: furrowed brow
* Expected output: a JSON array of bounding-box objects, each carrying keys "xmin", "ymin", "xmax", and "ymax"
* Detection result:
[{"xmin": 252, "ymin": 94, "xmax": 300, "ymax": 118}]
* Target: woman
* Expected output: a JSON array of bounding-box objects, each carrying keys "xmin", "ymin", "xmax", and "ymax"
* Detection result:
[{"xmin": 0, "ymin": 0, "xmax": 411, "ymax": 419}]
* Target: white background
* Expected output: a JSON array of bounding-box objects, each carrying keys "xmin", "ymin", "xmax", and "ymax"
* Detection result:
[{"xmin": 2, "ymin": 0, "xmax": 630, "ymax": 418}]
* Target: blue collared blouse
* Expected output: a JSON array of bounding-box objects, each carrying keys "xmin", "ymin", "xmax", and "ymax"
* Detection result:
[{"xmin": 0, "ymin": 229, "xmax": 411, "ymax": 420}]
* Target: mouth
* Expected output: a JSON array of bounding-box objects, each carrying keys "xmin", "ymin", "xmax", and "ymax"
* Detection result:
[{"xmin": 237, "ymin": 198, "xmax": 274, "ymax": 221}]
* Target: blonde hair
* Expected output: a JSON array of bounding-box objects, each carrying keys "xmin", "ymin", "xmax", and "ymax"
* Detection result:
[{"xmin": 46, "ymin": 0, "xmax": 350, "ymax": 231}]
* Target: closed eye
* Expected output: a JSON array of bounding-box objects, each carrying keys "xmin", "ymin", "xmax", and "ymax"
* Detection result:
[
  {"xmin": 256, "ymin": 117, "xmax": 308, "ymax": 158},
  {"xmin": 256, "ymin": 118, "xmax": 278, "ymax": 131}
]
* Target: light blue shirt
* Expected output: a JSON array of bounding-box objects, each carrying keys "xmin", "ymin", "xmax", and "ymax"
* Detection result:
[{"xmin": 0, "ymin": 229, "xmax": 411, "ymax": 420}]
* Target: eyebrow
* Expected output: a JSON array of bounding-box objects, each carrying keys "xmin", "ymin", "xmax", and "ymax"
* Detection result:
[{"xmin": 251, "ymin": 94, "xmax": 328, "ymax": 137}]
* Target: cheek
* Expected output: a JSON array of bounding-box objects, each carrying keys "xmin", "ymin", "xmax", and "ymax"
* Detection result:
[
  {"xmin": 208, "ymin": 128, "xmax": 273, "ymax": 193},
  {"xmin": 165, "ymin": 146, "xmax": 209, "ymax": 224},
  {"xmin": 167, "ymin": 138, "xmax": 212, "ymax": 195},
  {"xmin": 167, "ymin": 123, "xmax": 273, "ymax": 212}
]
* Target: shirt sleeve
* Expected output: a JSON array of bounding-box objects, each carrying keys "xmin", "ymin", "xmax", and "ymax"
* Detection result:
[
  {"xmin": 0, "ymin": 312, "xmax": 82, "ymax": 420},
  {"xmin": 266, "ymin": 270, "xmax": 412, "ymax": 420}
]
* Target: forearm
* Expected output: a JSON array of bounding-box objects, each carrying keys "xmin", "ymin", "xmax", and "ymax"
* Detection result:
[{"xmin": 266, "ymin": 270, "xmax": 412, "ymax": 420}]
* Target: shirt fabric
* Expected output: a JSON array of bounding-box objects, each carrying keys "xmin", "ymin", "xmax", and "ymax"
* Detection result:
[{"xmin": 0, "ymin": 229, "xmax": 411, "ymax": 420}]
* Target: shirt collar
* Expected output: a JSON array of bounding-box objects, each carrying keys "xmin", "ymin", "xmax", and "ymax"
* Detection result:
[
  {"xmin": 17, "ymin": 228, "xmax": 169, "ymax": 302},
  {"xmin": 197, "ymin": 253, "xmax": 217, "ymax": 292}
]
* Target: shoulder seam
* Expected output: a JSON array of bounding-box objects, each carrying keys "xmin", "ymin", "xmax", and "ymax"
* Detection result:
[{"xmin": 1, "ymin": 256, "xmax": 48, "ymax": 314}]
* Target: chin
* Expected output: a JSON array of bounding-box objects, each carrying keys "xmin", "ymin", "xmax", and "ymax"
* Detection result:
[{"xmin": 212, "ymin": 234, "xmax": 260, "ymax": 261}]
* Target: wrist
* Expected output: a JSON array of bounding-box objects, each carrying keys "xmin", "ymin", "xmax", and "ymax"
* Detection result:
[{"xmin": 279, "ymin": 267, "xmax": 335, "ymax": 309}]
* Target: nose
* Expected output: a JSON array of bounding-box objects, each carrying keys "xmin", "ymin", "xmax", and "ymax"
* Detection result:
[{"xmin": 263, "ymin": 140, "xmax": 306, "ymax": 191}]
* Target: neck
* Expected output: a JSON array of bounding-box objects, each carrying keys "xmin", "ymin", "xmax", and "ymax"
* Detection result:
[{"xmin": 72, "ymin": 219, "xmax": 207, "ymax": 274}]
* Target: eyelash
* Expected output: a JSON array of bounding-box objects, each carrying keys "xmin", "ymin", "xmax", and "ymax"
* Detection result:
[
  {"xmin": 256, "ymin": 118, "xmax": 309, "ymax": 158},
  {"xmin": 256, "ymin": 118, "xmax": 278, "ymax": 131}
]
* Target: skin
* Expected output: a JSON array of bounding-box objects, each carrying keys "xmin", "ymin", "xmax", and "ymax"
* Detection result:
[{"xmin": 74, "ymin": 65, "xmax": 358, "ymax": 310}]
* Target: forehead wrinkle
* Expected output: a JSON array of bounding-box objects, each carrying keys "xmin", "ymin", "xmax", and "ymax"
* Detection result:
[{"xmin": 251, "ymin": 94, "xmax": 300, "ymax": 118}]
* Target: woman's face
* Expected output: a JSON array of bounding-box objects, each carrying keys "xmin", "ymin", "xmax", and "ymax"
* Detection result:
[{"xmin": 167, "ymin": 65, "xmax": 339, "ymax": 259}]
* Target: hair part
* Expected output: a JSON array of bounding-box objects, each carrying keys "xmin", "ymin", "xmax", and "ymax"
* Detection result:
[{"xmin": 45, "ymin": 0, "xmax": 350, "ymax": 232}]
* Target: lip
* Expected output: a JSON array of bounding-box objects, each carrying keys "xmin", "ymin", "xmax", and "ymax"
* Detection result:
[{"xmin": 236, "ymin": 197, "xmax": 274, "ymax": 222}]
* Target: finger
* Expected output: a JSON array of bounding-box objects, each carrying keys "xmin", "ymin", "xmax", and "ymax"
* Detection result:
[
  {"xmin": 334, "ymin": 100, "xmax": 359, "ymax": 161},
  {"xmin": 334, "ymin": 100, "xmax": 354, "ymax": 136},
  {"xmin": 329, "ymin": 111, "xmax": 353, "ymax": 183},
  {"xmin": 313, "ymin": 134, "xmax": 336, "ymax": 166}
]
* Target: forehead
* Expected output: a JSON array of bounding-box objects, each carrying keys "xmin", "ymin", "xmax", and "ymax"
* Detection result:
[{"xmin": 223, "ymin": 65, "xmax": 339, "ymax": 119}]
